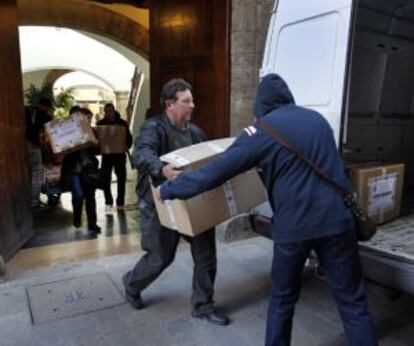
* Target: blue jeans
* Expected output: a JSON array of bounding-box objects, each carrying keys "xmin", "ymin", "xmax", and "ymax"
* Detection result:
[
  {"xmin": 70, "ymin": 174, "xmax": 97, "ymax": 228},
  {"xmin": 265, "ymin": 231, "xmax": 377, "ymax": 346}
]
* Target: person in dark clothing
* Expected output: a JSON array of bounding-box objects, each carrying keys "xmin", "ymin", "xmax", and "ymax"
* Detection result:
[
  {"xmin": 25, "ymin": 97, "xmax": 53, "ymax": 207},
  {"xmin": 96, "ymin": 103, "xmax": 133, "ymax": 212},
  {"xmin": 61, "ymin": 107, "xmax": 101, "ymax": 238},
  {"xmin": 157, "ymin": 74, "xmax": 377, "ymax": 345},
  {"xmin": 122, "ymin": 78, "xmax": 230, "ymax": 326}
]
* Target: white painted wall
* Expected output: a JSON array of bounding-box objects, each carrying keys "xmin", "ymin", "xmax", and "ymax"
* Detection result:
[{"xmin": 19, "ymin": 27, "xmax": 135, "ymax": 91}]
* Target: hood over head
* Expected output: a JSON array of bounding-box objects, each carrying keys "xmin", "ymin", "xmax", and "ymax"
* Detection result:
[{"xmin": 253, "ymin": 73, "xmax": 295, "ymax": 119}]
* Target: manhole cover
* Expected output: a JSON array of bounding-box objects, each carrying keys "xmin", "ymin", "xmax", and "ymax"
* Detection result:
[{"xmin": 27, "ymin": 273, "xmax": 125, "ymax": 324}]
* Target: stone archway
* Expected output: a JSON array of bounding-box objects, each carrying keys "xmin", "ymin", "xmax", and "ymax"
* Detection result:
[{"xmin": 17, "ymin": 0, "xmax": 149, "ymax": 59}]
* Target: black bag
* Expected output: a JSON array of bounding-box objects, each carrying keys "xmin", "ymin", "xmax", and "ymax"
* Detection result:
[
  {"xmin": 81, "ymin": 163, "xmax": 105, "ymax": 190},
  {"xmin": 257, "ymin": 121, "xmax": 377, "ymax": 242},
  {"xmin": 343, "ymin": 194, "xmax": 377, "ymax": 241}
]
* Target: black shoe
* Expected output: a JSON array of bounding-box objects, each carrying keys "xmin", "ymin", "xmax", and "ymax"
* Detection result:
[
  {"xmin": 88, "ymin": 224, "xmax": 101, "ymax": 234},
  {"xmin": 73, "ymin": 219, "xmax": 81, "ymax": 228},
  {"xmin": 192, "ymin": 310, "xmax": 230, "ymax": 326},
  {"xmin": 125, "ymin": 290, "xmax": 144, "ymax": 310},
  {"xmin": 86, "ymin": 230, "xmax": 98, "ymax": 239}
]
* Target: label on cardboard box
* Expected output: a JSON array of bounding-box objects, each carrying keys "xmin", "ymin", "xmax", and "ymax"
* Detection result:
[
  {"xmin": 349, "ymin": 163, "xmax": 404, "ymax": 225},
  {"xmin": 45, "ymin": 113, "xmax": 97, "ymax": 154},
  {"xmin": 367, "ymin": 173, "xmax": 397, "ymax": 216},
  {"xmin": 51, "ymin": 121, "xmax": 82, "ymax": 149}
]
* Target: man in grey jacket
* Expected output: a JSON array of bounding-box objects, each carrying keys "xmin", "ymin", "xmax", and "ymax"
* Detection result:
[{"xmin": 122, "ymin": 78, "xmax": 229, "ymax": 326}]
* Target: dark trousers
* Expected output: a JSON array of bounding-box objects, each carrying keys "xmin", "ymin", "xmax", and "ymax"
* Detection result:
[
  {"xmin": 123, "ymin": 203, "xmax": 217, "ymax": 313},
  {"xmin": 101, "ymin": 154, "xmax": 127, "ymax": 206},
  {"xmin": 265, "ymin": 230, "xmax": 377, "ymax": 346},
  {"xmin": 70, "ymin": 174, "xmax": 97, "ymax": 228}
]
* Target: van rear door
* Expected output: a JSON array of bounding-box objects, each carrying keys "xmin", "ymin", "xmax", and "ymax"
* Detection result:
[{"xmin": 261, "ymin": 0, "xmax": 354, "ymax": 145}]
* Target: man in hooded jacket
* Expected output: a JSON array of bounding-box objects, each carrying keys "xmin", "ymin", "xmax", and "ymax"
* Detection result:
[{"xmin": 157, "ymin": 74, "xmax": 377, "ymax": 346}]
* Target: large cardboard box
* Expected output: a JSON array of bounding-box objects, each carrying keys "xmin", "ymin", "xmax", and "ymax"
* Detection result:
[
  {"xmin": 44, "ymin": 113, "xmax": 98, "ymax": 155},
  {"xmin": 152, "ymin": 138, "xmax": 268, "ymax": 236},
  {"xmin": 348, "ymin": 163, "xmax": 405, "ymax": 225},
  {"xmin": 95, "ymin": 125, "xmax": 126, "ymax": 154}
]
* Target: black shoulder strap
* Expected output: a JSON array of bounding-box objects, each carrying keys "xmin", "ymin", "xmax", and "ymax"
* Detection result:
[{"xmin": 256, "ymin": 121, "xmax": 349, "ymax": 198}]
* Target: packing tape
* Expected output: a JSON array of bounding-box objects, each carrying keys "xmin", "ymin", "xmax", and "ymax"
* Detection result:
[
  {"xmin": 222, "ymin": 181, "xmax": 238, "ymax": 217},
  {"xmin": 162, "ymin": 153, "xmax": 190, "ymax": 167},
  {"xmin": 379, "ymin": 167, "xmax": 386, "ymax": 223},
  {"xmin": 206, "ymin": 142, "xmax": 225, "ymax": 154},
  {"xmin": 165, "ymin": 200, "xmax": 179, "ymax": 230}
]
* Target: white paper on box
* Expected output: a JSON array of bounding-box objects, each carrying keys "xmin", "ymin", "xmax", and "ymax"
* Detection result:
[
  {"xmin": 206, "ymin": 142, "xmax": 226, "ymax": 153},
  {"xmin": 367, "ymin": 173, "xmax": 397, "ymax": 216},
  {"xmin": 51, "ymin": 120, "xmax": 82, "ymax": 149},
  {"xmin": 222, "ymin": 181, "xmax": 238, "ymax": 217},
  {"xmin": 161, "ymin": 153, "xmax": 190, "ymax": 166}
]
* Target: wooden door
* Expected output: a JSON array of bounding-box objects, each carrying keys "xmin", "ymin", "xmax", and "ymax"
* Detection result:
[
  {"xmin": 150, "ymin": 0, "xmax": 230, "ymax": 139},
  {"xmin": 0, "ymin": 0, "xmax": 33, "ymax": 260}
]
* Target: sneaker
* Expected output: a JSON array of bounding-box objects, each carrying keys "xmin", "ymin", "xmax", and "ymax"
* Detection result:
[
  {"xmin": 191, "ymin": 309, "xmax": 230, "ymax": 326},
  {"xmin": 105, "ymin": 205, "xmax": 113, "ymax": 214}
]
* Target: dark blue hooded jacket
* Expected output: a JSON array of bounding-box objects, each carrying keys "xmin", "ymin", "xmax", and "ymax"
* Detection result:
[{"xmin": 161, "ymin": 74, "xmax": 354, "ymax": 243}]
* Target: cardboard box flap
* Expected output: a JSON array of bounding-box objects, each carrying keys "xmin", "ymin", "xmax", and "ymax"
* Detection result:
[{"xmin": 160, "ymin": 138, "xmax": 235, "ymax": 169}]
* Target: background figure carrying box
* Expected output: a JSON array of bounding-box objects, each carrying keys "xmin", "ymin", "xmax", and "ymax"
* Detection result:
[{"xmin": 96, "ymin": 103, "xmax": 132, "ymax": 211}]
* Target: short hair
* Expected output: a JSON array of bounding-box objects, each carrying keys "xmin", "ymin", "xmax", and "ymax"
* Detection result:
[
  {"xmin": 69, "ymin": 105, "xmax": 81, "ymax": 115},
  {"xmin": 160, "ymin": 78, "xmax": 192, "ymax": 110},
  {"xmin": 38, "ymin": 97, "xmax": 53, "ymax": 109},
  {"xmin": 79, "ymin": 107, "xmax": 93, "ymax": 117},
  {"xmin": 104, "ymin": 103, "xmax": 115, "ymax": 110}
]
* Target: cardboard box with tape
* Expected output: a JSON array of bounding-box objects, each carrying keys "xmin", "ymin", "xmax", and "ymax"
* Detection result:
[
  {"xmin": 95, "ymin": 125, "xmax": 126, "ymax": 154},
  {"xmin": 152, "ymin": 138, "xmax": 268, "ymax": 237},
  {"xmin": 44, "ymin": 113, "xmax": 98, "ymax": 155},
  {"xmin": 348, "ymin": 163, "xmax": 405, "ymax": 225}
]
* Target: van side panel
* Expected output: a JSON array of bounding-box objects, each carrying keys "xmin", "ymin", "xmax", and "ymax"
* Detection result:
[{"xmin": 261, "ymin": 0, "xmax": 353, "ymax": 144}]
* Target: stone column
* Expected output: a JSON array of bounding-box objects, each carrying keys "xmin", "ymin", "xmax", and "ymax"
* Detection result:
[{"xmin": 230, "ymin": 0, "xmax": 274, "ymax": 135}]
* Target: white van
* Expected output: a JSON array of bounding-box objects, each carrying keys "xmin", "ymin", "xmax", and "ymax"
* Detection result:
[{"xmin": 256, "ymin": 0, "xmax": 414, "ymax": 295}]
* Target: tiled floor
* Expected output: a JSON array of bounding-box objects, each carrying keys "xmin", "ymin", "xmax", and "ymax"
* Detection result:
[
  {"xmin": 2, "ymin": 237, "xmax": 414, "ymax": 346},
  {"xmin": 25, "ymin": 173, "xmax": 140, "ymax": 249}
]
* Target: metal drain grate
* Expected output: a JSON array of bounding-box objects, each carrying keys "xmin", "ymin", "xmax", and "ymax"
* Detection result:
[{"xmin": 27, "ymin": 273, "xmax": 125, "ymax": 324}]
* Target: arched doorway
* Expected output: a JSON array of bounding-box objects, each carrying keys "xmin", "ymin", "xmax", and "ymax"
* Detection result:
[
  {"xmin": 18, "ymin": 0, "xmax": 149, "ymax": 58},
  {"xmin": 1, "ymin": 0, "xmax": 231, "ymax": 263}
]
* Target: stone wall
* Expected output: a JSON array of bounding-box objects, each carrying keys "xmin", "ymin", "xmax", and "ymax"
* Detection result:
[{"xmin": 230, "ymin": 0, "xmax": 274, "ymax": 135}]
